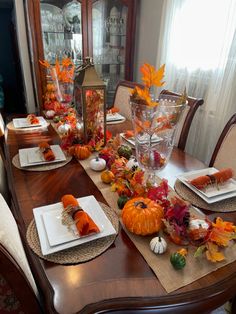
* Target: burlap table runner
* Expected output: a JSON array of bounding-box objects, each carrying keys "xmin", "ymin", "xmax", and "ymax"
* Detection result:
[
  {"xmin": 7, "ymin": 121, "xmax": 49, "ymax": 131},
  {"xmin": 79, "ymin": 155, "xmax": 236, "ymax": 293},
  {"xmin": 12, "ymin": 154, "xmax": 72, "ymax": 171},
  {"xmin": 175, "ymin": 179, "xmax": 236, "ymax": 212},
  {"xmin": 26, "ymin": 202, "xmax": 119, "ymax": 265}
]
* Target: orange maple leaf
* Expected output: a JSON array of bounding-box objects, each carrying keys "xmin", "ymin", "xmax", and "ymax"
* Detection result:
[
  {"xmin": 209, "ymin": 217, "xmax": 236, "ymax": 246},
  {"xmin": 140, "ymin": 63, "xmax": 165, "ymax": 88},
  {"xmin": 205, "ymin": 242, "xmax": 225, "ymax": 262}
]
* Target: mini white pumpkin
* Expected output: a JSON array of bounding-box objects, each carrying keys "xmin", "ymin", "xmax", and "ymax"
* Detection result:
[
  {"xmin": 45, "ymin": 110, "xmax": 55, "ymax": 119},
  {"xmin": 150, "ymin": 236, "xmax": 167, "ymax": 254},
  {"xmin": 126, "ymin": 157, "xmax": 139, "ymax": 170},
  {"xmin": 188, "ymin": 218, "xmax": 210, "ymax": 241},
  {"xmin": 90, "ymin": 157, "xmax": 106, "ymax": 171},
  {"xmin": 58, "ymin": 123, "xmax": 71, "ymax": 134},
  {"xmin": 189, "ymin": 219, "xmax": 209, "ymax": 231}
]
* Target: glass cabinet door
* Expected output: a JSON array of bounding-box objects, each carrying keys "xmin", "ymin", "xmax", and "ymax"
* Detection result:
[
  {"xmin": 91, "ymin": 0, "xmax": 129, "ymax": 105},
  {"xmin": 40, "ymin": 0, "xmax": 83, "ymax": 65}
]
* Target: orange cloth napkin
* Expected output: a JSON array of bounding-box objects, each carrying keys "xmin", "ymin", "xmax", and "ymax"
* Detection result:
[
  {"xmin": 27, "ymin": 114, "xmax": 39, "ymax": 125},
  {"xmin": 190, "ymin": 168, "xmax": 233, "ymax": 190},
  {"xmin": 61, "ymin": 194, "xmax": 100, "ymax": 236},
  {"xmin": 38, "ymin": 142, "xmax": 55, "ymax": 161}
]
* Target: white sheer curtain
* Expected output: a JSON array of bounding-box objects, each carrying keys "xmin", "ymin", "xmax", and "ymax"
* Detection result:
[{"xmin": 156, "ymin": 0, "xmax": 236, "ymax": 163}]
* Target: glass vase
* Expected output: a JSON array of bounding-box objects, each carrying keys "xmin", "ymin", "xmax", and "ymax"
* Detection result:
[{"xmin": 131, "ymin": 95, "xmax": 186, "ymax": 185}]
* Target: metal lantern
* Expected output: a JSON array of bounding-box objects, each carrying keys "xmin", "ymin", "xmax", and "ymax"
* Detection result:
[{"xmin": 74, "ymin": 57, "xmax": 106, "ymax": 144}]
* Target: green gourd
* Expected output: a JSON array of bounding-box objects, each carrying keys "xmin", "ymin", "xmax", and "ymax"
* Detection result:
[
  {"xmin": 117, "ymin": 195, "xmax": 129, "ymax": 209},
  {"xmin": 117, "ymin": 145, "xmax": 132, "ymax": 160},
  {"xmin": 170, "ymin": 252, "xmax": 186, "ymax": 270}
]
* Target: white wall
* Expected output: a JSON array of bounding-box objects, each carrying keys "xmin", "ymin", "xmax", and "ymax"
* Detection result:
[
  {"xmin": 14, "ymin": 0, "xmax": 36, "ymax": 113},
  {"xmin": 134, "ymin": 0, "xmax": 164, "ymax": 82}
]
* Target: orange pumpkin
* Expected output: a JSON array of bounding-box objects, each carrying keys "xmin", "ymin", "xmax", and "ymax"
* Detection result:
[
  {"xmin": 73, "ymin": 145, "xmax": 91, "ymax": 160},
  {"xmin": 101, "ymin": 170, "xmax": 115, "ymax": 184},
  {"xmin": 122, "ymin": 197, "xmax": 164, "ymax": 235}
]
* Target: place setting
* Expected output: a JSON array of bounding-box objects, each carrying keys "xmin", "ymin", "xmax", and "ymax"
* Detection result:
[
  {"xmin": 106, "ymin": 108, "xmax": 126, "ymax": 124},
  {"xmin": 7, "ymin": 114, "xmax": 49, "ymax": 131},
  {"xmin": 12, "ymin": 141, "xmax": 72, "ymax": 171},
  {"xmin": 175, "ymin": 167, "xmax": 236, "ymax": 212},
  {"xmin": 26, "ymin": 194, "xmax": 119, "ymax": 264}
]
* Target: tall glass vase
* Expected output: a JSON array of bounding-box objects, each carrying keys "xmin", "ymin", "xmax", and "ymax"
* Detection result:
[{"xmin": 131, "ymin": 95, "xmax": 187, "ymax": 185}]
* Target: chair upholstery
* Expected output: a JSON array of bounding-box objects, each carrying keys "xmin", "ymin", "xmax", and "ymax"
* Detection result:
[
  {"xmin": 209, "ymin": 114, "xmax": 236, "ymax": 178},
  {"xmin": 160, "ymin": 90, "xmax": 204, "ymax": 151},
  {"xmin": 113, "ymin": 80, "xmax": 143, "ymax": 121},
  {"xmin": 0, "ymin": 193, "xmax": 41, "ymax": 312}
]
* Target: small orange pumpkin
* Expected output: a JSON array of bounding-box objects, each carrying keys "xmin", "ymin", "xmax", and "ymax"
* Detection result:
[
  {"xmin": 122, "ymin": 197, "xmax": 164, "ymax": 235},
  {"xmin": 101, "ymin": 170, "xmax": 115, "ymax": 184},
  {"xmin": 73, "ymin": 145, "xmax": 91, "ymax": 160}
]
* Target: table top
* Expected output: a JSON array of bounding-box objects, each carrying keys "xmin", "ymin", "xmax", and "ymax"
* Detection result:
[{"xmin": 5, "ymin": 121, "xmax": 236, "ymax": 314}]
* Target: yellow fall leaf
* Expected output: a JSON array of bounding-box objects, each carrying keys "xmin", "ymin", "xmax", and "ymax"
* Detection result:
[{"xmin": 205, "ymin": 242, "xmax": 225, "ymax": 262}]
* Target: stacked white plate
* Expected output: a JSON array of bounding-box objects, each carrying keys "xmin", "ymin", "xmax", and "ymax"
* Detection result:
[
  {"xmin": 177, "ymin": 167, "xmax": 236, "ymax": 204},
  {"xmin": 13, "ymin": 116, "xmax": 48, "ymax": 129}
]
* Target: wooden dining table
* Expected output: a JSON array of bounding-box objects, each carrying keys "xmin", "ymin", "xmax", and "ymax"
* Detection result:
[{"xmin": 4, "ymin": 120, "xmax": 236, "ymax": 314}]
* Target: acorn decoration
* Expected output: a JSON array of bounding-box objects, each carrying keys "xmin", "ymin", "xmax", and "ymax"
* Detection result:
[
  {"xmin": 170, "ymin": 248, "xmax": 187, "ymax": 270},
  {"xmin": 117, "ymin": 145, "xmax": 132, "ymax": 160}
]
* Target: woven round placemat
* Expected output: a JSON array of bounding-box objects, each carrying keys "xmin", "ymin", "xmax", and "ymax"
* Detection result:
[
  {"xmin": 7, "ymin": 121, "xmax": 49, "ymax": 131},
  {"xmin": 26, "ymin": 202, "xmax": 119, "ymax": 264},
  {"xmin": 12, "ymin": 154, "xmax": 72, "ymax": 171},
  {"xmin": 175, "ymin": 179, "xmax": 236, "ymax": 212}
]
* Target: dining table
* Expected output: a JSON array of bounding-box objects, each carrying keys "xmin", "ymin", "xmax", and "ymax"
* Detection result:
[{"xmin": 4, "ymin": 119, "xmax": 236, "ymax": 314}]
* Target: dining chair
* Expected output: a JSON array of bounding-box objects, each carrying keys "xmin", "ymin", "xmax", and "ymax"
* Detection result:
[
  {"xmin": 0, "ymin": 193, "xmax": 42, "ymax": 313},
  {"xmin": 209, "ymin": 113, "xmax": 236, "ymax": 177},
  {"xmin": 160, "ymin": 90, "xmax": 204, "ymax": 151},
  {"xmin": 0, "ymin": 113, "xmax": 5, "ymax": 164},
  {"xmin": 112, "ymin": 80, "xmax": 143, "ymax": 121}
]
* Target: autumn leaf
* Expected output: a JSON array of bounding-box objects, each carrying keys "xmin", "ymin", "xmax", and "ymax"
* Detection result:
[
  {"xmin": 39, "ymin": 60, "xmax": 50, "ymax": 68},
  {"xmin": 140, "ymin": 63, "xmax": 165, "ymax": 88},
  {"xmin": 205, "ymin": 242, "xmax": 225, "ymax": 262},
  {"xmin": 209, "ymin": 217, "xmax": 236, "ymax": 246}
]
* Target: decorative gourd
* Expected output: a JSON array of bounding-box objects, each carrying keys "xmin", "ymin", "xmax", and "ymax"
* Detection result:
[
  {"xmin": 117, "ymin": 145, "xmax": 133, "ymax": 160},
  {"xmin": 122, "ymin": 197, "xmax": 164, "ymax": 235},
  {"xmin": 126, "ymin": 157, "xmax": 139, "ymax": 170},
  {"xmin": 101, "ymin": 170, "xmax": 115, "ymax": 184},
  {"xmin": 150, "ymin": 236, "xmax": 167, "ymax": 254},
  {"xmin": 90, "ymin": 157, "xmax": 106, "ymax": 171},
  {"xmin": 170, "ymin": 249, "xmax": 187, "ymax": 270},
  {"xmin": 45, "ymin": 110, "xmax": 55, "ymax": 119},
  {"xmin": 117, "ymin": 195, "xmax": 129, "ymax": 209},
  {"xmin": 188, "ymin": 218, "xmax": 210, "ymax": 241},
  {"xmin": 73, "ymin": 145, "xmax": 91, "ymax": 160},
  {"xmin": 58, "ymin": 123, "xmax": 71, "ymax": 134}
]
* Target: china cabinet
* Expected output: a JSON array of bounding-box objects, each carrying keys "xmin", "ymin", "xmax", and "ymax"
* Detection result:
[{"xmin": 24, "ymin": 0, "xmax": 137, "ymax": 110}]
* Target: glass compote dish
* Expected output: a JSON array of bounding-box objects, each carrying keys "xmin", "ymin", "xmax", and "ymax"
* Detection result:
[{"xmin": 131, "ymin": 94, "xmax": 187, "ymax": 185}]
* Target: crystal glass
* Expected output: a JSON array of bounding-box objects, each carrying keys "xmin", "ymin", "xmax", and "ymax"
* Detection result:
[{"xmin": 131, "ymin": 95, "xmax": 187, "ymax": 185}]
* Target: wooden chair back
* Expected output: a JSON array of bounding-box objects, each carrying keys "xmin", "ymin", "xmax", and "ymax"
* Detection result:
[
  {"xmin": 0, "ymin": 193, "xmax": 42, "ymax": 313},
  {"xmin": 113, "ymin": 80, "xmax": 143, "ymax": 121},
  {"xmin": 160, "ymin": 90, "xmax": 204, "ymax": 151},
  {"xmin": 209, "ymin": 113, "xmax": 236, "ymax": 177}
]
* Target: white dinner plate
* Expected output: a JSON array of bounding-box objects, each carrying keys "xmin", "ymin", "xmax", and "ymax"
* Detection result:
[
  {"xmin": 42, "ymin": 205, "xmax": 104, "ymax": 246},
  {"xmin": 33, "ymin": 195, "xmax": 117, "ymax": 255},
  {"xmin": 13, "ymin": 116, "xmax": 47, "ymax": 129},
  {"xmin": 106, "ymin": 113, "xmax": 126, "ymax": 124},
  {"xmin": 177, "ymin": 167, "xmax": 236, "ymax": 203},
  {"xmin": 19, "ymin": 145, "xmax": 66, "ymax": 167},
  {"xmin": 120, "ymin": 133, "xmax": 162, "ymax": 147}
]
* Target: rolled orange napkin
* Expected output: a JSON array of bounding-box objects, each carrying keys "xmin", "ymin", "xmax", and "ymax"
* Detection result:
[
  {"xmin": 38, "ymin": 142, "xmax": 55, "ymax": 161},
  {"xmin": 27, "ymin": 114, "xmax": 39, "ymax": 125},
  {"xmin": 61, "ymin": 194, "xmax": 100, "ymax": 236},
  {"xmin": 190, "ymin": 168, "xmax": 233, "ymax": 190}
]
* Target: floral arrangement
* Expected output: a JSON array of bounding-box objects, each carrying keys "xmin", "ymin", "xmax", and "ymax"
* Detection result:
[{"xmin": 39, "ymin": 58, "xmax": 75, "ymax": 112}]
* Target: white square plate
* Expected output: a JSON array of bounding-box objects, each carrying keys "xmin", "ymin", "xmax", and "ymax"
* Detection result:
[
  {"xmin": 120, "ymin": 133, "xmax": 162, "ymax": 146},
  {"xmin": 13, "ymin": 116, "xmax": 47, "ymax": 128},
  {"xmin": 177, "ymin": 167, "xmax": 236, "ymax": 203},
  {"xmin": 33, "ymin": 195, "xmax": 117, "ymax": 255},
  {"xmin": 19, "ymin": 145, "xmax": 66, "ymax": 167},
  {"xmin": 106, "ymin": 113, "xmax": 126, "ymax": 122}
]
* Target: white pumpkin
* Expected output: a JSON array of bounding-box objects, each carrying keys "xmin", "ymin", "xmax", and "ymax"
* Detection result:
[
  {"xmin": 126, "ymin": 157, "xmax": 139, "ymax": 170},
  {"xmin": 189, "ymin": 219, "xmax": 209, "ymax": 231},
  {"xmin": 90, "ymin": 157, "xmax": 106, "ymax": 171},
  {"xmin": 58, "ymin": 123, "xmax": 71, "ymax": 134},
  {"xmin": 150, "ymin": 236, "xmax": 167, "ymax": 254},
  {"xmin": 188, "ymin": 218, "xmax": 210, "ymax": 241},
  {"xmin": 45, "ymin": 110, "xmax": 55, "ymax": 119}
]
